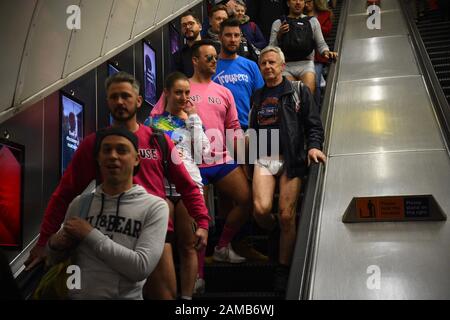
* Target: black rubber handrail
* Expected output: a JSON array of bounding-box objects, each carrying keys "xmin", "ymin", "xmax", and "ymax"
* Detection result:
[
  {"xmin": 400, "ymin": 0, "xmax": 450, "ymax": 146},
  {"xmin": 15, "ymin": 262, "xmax": 46, "ymax": 300},
  {"xmin": 286, "ymin": 0, "xmax": 348, "ymax": 300}
]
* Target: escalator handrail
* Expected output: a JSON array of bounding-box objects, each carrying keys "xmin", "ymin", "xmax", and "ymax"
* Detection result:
[
  {"xmin": 286, "ymin": 0, "xmax": 349, "ymax": 300},
  {"xmin": 15, "ymin": 262, "xmax": 45, "ymax": 300}
]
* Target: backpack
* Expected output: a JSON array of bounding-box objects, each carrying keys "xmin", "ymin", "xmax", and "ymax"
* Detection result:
[
  {"xmin": 149, "ymin": 127, "xmax": 170, "ymax": 188},
  {"xmin": 279, "ymin": 16, "xmax": 315, "ymax": 62}
]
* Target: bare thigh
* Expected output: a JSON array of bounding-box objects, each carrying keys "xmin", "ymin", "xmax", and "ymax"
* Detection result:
[{"xmin": 252, "ymin": 164, "xmax": 277, "ymax": 216}]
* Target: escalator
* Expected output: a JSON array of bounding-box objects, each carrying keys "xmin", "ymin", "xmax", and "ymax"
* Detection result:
[
  {"xmin": 415, "ymin": 8, "xmax": 450, "ymax": 106},
  {"xmin": 411, "ymin": 8, "xmax": 450, "ymax": 131},
  {"xmin": 288, "ymin": 0, "xmax": 450, "ymax": 300}
]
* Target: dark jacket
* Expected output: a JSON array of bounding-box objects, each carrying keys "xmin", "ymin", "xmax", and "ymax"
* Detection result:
[
  {"xmin": 240, "ymin": 17, "xmax": 267, "ymax": 50},
  {"xmin": 203, "ymin": 30, "xmax": 222, "ymax": 55},
  {"xmin": 173, "ymin": 44, "xmax": 194, "ymax": 77},
  {"xmin": 249, "ymin": 78, "xmax": 324, "ymax": 178},
  {"xmin": 246, "ymin": 0, "xmax": 288, "ymax": 42}
]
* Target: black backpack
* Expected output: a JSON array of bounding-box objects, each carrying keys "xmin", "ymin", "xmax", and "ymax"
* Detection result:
[{"xmin": 279, "ymin": 16, "xmax": 315, "ymax": 62}]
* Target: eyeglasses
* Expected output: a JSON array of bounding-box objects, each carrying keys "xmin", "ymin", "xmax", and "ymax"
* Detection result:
[
  {"xmin": 205, "ymin": 54, "xmax": 219, "ymax": 62},
  {"xmin": 181, "ymin": 21, "xmax": 196, "ymax": 29}
]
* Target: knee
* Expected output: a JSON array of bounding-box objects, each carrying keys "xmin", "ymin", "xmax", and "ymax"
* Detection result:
[
  {"xmin": 253, "ymin": 200, "xmax": 272, "ymax": 218},
  {"xmin": 279, "ymin": 208, "xmax": 296, "ymax": 231},
  {"xmin": 177, "ymin": 240, "xmax": 197, "ymax": 259},
  {"xmin": 143, "ymin": 277, "xmax": 177, "ymax": 300}
]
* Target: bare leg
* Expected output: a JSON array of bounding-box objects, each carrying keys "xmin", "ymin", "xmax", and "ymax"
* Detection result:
[
  {"xmin": 285, "ymin": 75, "xmax": 296, "ymax": 82},
  {"xmin": 143, "ymin": 199, "xmax": 177, "ymax": 300},
  {"xmin": 278, "ymin": 173, "xmax": 301, "ymax": 266},
  {"xmin": 300, "ymin": 71, "xmax": 316, "ymax": 94},
  {"xmin": 215, "ymin": 166, "xmax": 252, "ymax": 235},
  {"xmin": 143, "ymin": 243, "xmax": 177, "ymax": 299},
  {"xmin": 175, "ymin": 200, "xmax": 198, "ymax": 298},
  {"xmin": 252, "ymin": 164, "xmax": 277, "ymax": 230}
]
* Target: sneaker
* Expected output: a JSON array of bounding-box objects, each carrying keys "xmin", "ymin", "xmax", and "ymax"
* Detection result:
[
  {"xmin": 193, "ymin": 277, "xmax": 205, "ymax": 295},
  {"xmin": 212, "ymin": 243, "xmax": 246, "ymax": 264},
  {"xmin": 232, "ymin": 238, "xmax": 268, "ymax": 262}
]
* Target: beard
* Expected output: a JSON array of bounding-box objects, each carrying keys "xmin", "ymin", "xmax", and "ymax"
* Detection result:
[
  {"xmin": 110, "ymin": 105, "xmax": 138, "ymax": 122},
  {"xmin": 184, "ymin": 30, "xmax": 199, "ymax": 41},
  {"xmin": 223, "ymin": 44, "xmax": 238, "ymax": 55}
]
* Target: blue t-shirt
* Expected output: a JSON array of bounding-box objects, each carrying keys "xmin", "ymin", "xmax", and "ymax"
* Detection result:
[{"xmin": 213, "ymin": 56, "xmax": 264, "ymax": 128}]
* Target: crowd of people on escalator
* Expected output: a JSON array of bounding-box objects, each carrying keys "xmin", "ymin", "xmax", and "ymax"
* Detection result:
[{"xmin": 8, "ymin": 0, "xmax": 340, "ymax": 300}]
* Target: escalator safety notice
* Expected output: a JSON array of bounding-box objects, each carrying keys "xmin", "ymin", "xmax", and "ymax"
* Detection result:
[
  {"xmin": 343, "ymin": 195, "xmax": 446, "ymax": 223},
  {"xmin": 404, "ymin": 197, "xmax": 430, "ymax": 217}
]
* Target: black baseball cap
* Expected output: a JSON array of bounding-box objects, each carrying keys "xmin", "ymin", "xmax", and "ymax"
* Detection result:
[{"xmin": 95, "ymin": 126, "xmax": 140, "ymax": 175}]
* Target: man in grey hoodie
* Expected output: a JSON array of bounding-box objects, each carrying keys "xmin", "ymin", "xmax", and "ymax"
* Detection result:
[{"xmin": 47, "ymin": 127, "xmax": 169, "ymax": 299}]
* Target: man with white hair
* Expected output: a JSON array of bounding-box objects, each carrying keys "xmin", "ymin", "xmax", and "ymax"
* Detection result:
[{"xmin": 248, "ymin": 46, "xmax": 326, "ymax": 291}]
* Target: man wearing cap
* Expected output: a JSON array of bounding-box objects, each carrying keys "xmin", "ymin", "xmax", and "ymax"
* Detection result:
[
  {"xmin": 25, "ymin": 72, "xmax": 210, "ymax": 300},
  {"xmin": 47, "ymin": 127, "xmax": 169, "ymax": 299}
]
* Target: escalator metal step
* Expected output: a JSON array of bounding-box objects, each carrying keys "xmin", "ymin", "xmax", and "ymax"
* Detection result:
[
  {"xmin": 431, "ymin": 57, "xmax": 450, "ymax": 65},
  {"xmin": 427, "ymin": 45, "xmax": 450, "ymax": 53},
  {"xmin": 417, "ymin": 20, "xmax": 450, "ymax": 29},
  {"xmin": 428, "ymin": 51, "xmax": 450, "ymax": 60},
  {"xmin": 418, "ymin": 23, "xmax": 450, "ymax": 31},
  {"xmin": 442, "ymin": 86, "xmax": 450, "ymax": 92},
  {"xmin": 433, "ymin": 63, "xmax": 450, "ymax": 72},
  {"xmin": 435, "ymin": 71, "xmax": 450, "ymax": 77},
  {"xmin": 204, "ymin": 262, "xmax": 278, "ymax": 292},
  {"xmin": 194, "ymin": 291, "xmax": 285, "ymax": 300},
  {"xmin": 417, "ymin": 16, "xmax": 449, "ymax": 25},
  {"xmin": 419, "ymin": 29, "xmax": 450, "ymax": 37},
  {"xmin": 421, "ymin": 34, "xmax": 450, "ymax": 41},
  {"xmin": 424, "ymin": 39, "xmax": 450, "ymax": 46},
  {"xmin": 439, "ymin": 78, "xmax": 450, "ymax": 87},
  {"xmin": 428, "ymin": 50, "xmax": 450, "ymax": 55}
]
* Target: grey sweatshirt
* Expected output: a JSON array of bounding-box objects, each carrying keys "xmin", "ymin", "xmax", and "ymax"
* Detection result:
[
  {"xmin": 269, "ymin": 14, "xmax": 329, "ymax": 61},
  {"xmin": 49, "ymin": 184, "xmax": 168, "ymax": 300}
]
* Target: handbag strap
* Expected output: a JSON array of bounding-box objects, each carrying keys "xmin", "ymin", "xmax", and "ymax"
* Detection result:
[{"xmin": 292, "ymin": 81, "xmax": 302, "ymax": 113}]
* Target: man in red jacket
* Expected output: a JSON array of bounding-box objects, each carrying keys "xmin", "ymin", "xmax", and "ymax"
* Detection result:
[{"xmin": 24, "ymin": 72, "xmax": 210, "ymax": 300}]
